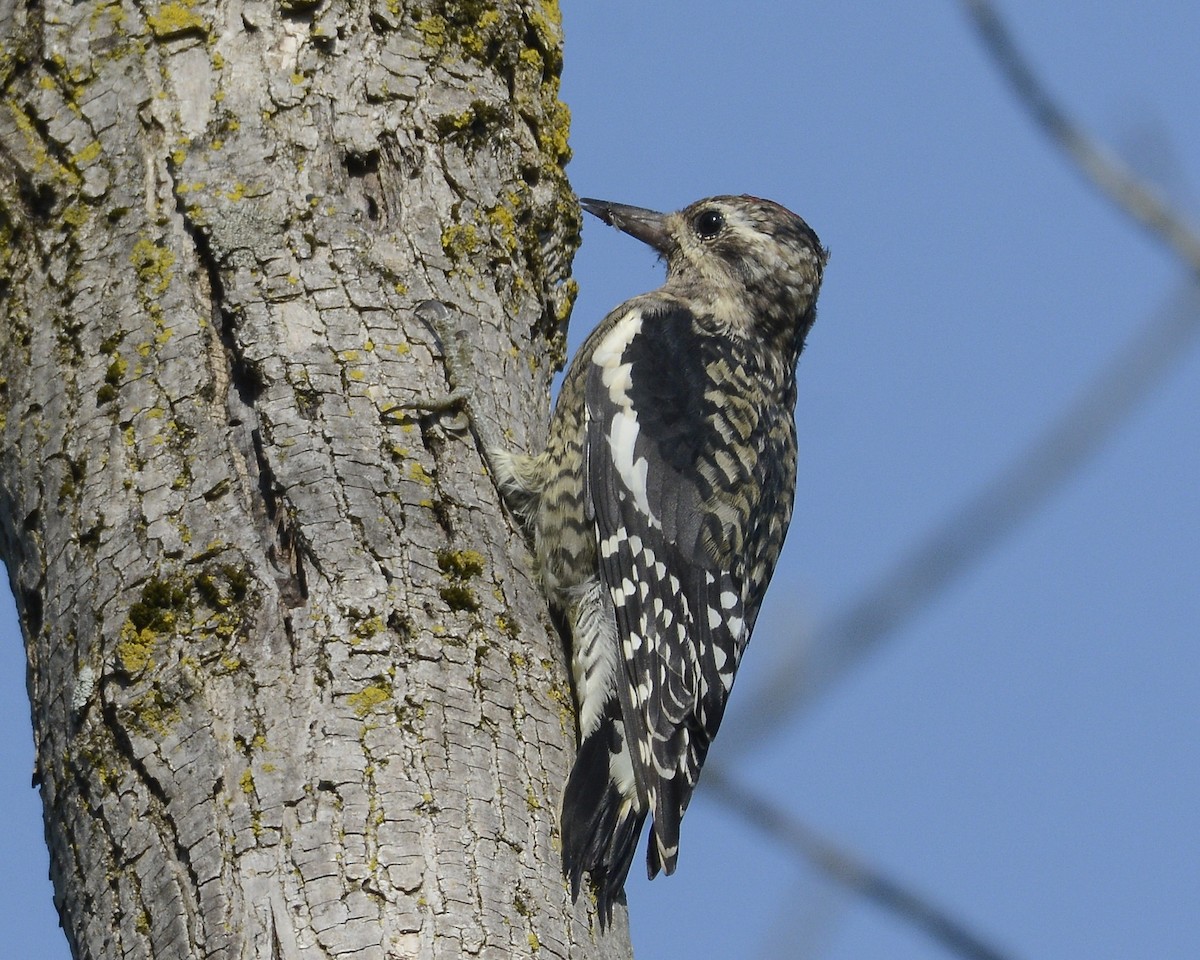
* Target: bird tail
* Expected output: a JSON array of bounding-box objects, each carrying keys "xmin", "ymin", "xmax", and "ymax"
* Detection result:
[
  {"xmin": 645, "ymin": 774, "xmax": 684, "ymax": 880},
  {"xmin": 560, "ymin": 715, "xmax": 646, "ymax": 928}
]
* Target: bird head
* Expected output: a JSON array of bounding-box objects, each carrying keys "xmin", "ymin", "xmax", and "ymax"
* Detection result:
[{"xmin": 579, "ymin": 194, "xmax": 827, "ymax": 358}]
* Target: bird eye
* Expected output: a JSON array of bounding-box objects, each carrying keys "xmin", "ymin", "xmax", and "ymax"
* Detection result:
[{"xmin": 694, "ymin": 209, "xmax": 724, "ymax": 240}]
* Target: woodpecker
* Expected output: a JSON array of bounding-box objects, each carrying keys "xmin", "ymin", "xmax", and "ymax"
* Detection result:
[{"xmin": 493, "ymin": 195, "xmax": 826, "ymax": 924}]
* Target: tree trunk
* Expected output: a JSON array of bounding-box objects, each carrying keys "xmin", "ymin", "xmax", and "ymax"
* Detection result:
[{"xmin": 0, "ymin": 0, "xmax": 632, "ymax": 957}]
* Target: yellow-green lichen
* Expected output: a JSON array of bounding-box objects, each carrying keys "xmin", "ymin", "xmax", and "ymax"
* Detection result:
[
  {"xmin": 537, "ymin": 95, "xmax": 571, "ymax": 164},
  {"xmin": 407, "ymin": 462, "xmax": 433, "ymax": 485},
  {"xmin": 348, "ymin": 683, "xmax": 392, "ymax": 717},
  {"xmin": 72, "ymin": 140, "xmax": 102, "ymax": 165},
  {"xmin": 352, "ymin": 615, "xmax": 386, "ymax": 641},
  {"xmin": 441, "ymin": 224, "xmax": 479, "ymax": 260},
  {"xmin": 130, "ymin": 237, "xmax": 175, "ymax": 297},
  {"xmin": 525, "ymin": 783, "xmax": 541, "ymax": 811},
  {"xmin": 545, "ymin": 682, "xmax": 575, "ymax": 734},
  {"xmin": 556, "ymin": 278, "xmax": 579, "ymax": 324},
  {"xmin": 62, "ymin": 204, "xmax": 91, "ymax": 229},
  {"xmin": 518, "ymin": 47, "xmax": 543, "ymax": 72},
  {"xmin": 194, "ymin": 570, "xmax": 226, "ymax": 609},
  {"xmin": 146, "ymin": 0, "xmax": 208, "ymax": 39},
  {"xmin": 194, "ymin": 563, "xmax": 249, "ymax": 611},
  {"xmin": 128, "ymin": 575, "xmax": 188, "ymax": 632},
  {"xmin": 5, "ymin": 100, "xmax": 80, "ymax": 187},
  {"xmin": 116, "ymin": 620, "xmax": 157, "ymax": 673},
  {"xmin": 527, "ymin": 0, "xmax": 563, "ymax": 53},
  {"xmin": 47, "ymin": 53, "xmax": 89, "ymax": 88},
  {"xmin": 435, "ymin": 100, "xmax": 510, "ymax": 147},
  {"xmin": 436, "ymin": 549, "xmax": 485, "ymax": 579},
  {"xmin": 224, "ymin": 565, "xmax": 250, "ymax": 597},
  {"xmin": 496, "ymin": 615, "xmax": 520, "ymax": 639},
  {"xmin": 415, "ymin": 15, "xmax": 448, "ymax": 48},
  {"xmin": 458, "ymin": 9, "xmax": 505, "ymax": 57},
  {"xmin": 436, "ymin": 549, "xmax": 486, "ymax": 613},
  {"xmin": 486, "ymin": 203, "xmax": 519, "ymax": 254}
]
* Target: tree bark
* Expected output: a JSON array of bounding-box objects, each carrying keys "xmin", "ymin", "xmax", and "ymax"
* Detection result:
[{"xmin": 0, "ymin": 0, "xmax": 632, "ymax": 957}]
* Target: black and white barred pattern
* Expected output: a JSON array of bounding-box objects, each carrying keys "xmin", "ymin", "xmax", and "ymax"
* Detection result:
[{"xmin": 493, "ymin": 195, "xmax": 825, "ymax": 926}]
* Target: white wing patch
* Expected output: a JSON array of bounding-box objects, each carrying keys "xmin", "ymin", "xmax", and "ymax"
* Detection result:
[
  {"xmin": 591, "ymin": 309, "xmax": 642, "ymax": 380},
  {"xmin": 592, "ymin": 310, "xmax": 660, "ymax": 527},
  {"xmin": 608, "ymin": 411, "xmax": 656, "ymax": 523}
]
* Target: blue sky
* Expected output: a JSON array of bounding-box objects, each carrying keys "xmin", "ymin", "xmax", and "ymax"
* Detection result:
[{"xmin": 3, "ymin": 2, "xmax": 1198, "ymax": 957}]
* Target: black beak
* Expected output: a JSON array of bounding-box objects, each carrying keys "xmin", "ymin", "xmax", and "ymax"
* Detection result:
[{"xmin": 579, "ymin": 198, "xmax": 672, "ymax": 254}]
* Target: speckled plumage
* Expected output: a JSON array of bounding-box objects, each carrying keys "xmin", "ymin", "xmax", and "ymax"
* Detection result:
[{"xmin": 494, "ymin": 195, "xmax": 826, "ymax": 924}]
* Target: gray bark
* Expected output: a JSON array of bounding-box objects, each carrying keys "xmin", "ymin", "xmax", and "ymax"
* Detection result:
[{"xmin": 0, "ymin": 0, "xmax": 633, "ymax": 957}]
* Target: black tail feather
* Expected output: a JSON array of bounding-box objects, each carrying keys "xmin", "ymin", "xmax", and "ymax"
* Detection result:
[
  {"xmin": 645, "ymin": 768, "xmax": 685, "ymax": 879},
  {"xmin": 560, "ymin": 718, "xmax": 646, "ymax": 928}
]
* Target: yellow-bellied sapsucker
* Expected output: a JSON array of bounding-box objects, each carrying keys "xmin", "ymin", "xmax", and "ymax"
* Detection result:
[{"xmin": 494, "ymin": 195, "xmax": 827, "ymax": 924}]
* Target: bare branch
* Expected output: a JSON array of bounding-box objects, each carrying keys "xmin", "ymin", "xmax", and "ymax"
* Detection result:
[
  {"xmin": 961, "ymin": 0, "xmax": 1200, "ymax": 274},
  {"xmin": 705, "ymin": 770, "xmax": 1017, "ymax": 960}
]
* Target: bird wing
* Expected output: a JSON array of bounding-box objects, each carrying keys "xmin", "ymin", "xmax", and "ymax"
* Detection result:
[{"xmin": 584, "ymin": 300, "xmax": 795, "ymax": 876}]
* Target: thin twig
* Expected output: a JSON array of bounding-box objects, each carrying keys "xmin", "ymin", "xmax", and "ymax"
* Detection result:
[
  {"xmin": 961, "ymin": 0, "xmax": 1200, "ymax": 274},
  {"xmin": 705, "ymin": 769, "xmax": 1016, "ymax": 960}
]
